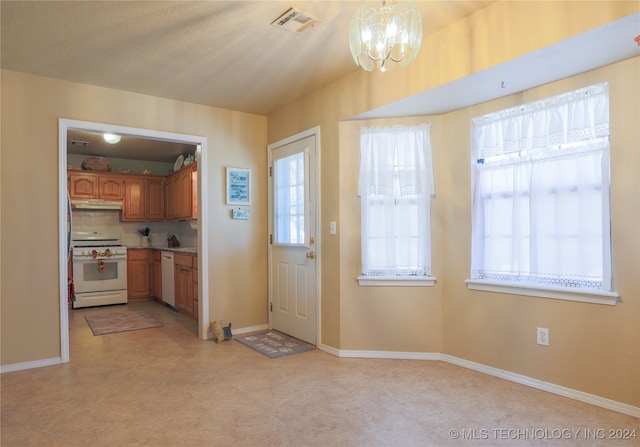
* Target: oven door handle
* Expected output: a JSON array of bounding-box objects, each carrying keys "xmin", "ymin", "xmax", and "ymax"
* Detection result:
[{"xmin": 74, "ymin": 255, "xmax": 127, "ymax": 262}]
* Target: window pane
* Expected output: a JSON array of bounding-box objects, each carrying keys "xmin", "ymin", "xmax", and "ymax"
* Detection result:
[{"xmin": 274, "ymin": 152, "xmax": 305, "ymax": 244}]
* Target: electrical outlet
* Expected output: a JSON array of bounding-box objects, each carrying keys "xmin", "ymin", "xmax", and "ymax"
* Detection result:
[{"xmin": 537, "ymin": 327, "xmax": 549, "ymax": 346}]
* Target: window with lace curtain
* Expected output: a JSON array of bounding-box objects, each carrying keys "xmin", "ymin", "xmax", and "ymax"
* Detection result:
[
  {"xmin": 357, "ymin": 124, "xmax": 436, "ymax": 286},
  {"xmin": 467, "ymin": 82, "xmax": 619, "ymax": 304}
]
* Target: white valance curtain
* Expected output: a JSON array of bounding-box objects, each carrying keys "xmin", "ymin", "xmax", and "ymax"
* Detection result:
[
  {"xmin": 358, "ymin": 124, "xmax": 434, "ymax": 276},
  {"xmin": 358, "ymin": 124, "xmax": 435, "ymax": 197},
  {"xmin": 470, "ymin": 83, "xmax": 611, "ymax": 290}
]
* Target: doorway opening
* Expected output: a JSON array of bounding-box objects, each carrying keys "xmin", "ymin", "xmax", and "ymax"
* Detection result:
[{"xmin": 58, "ymin": 118, "xmax": 209, "ymax": 363}]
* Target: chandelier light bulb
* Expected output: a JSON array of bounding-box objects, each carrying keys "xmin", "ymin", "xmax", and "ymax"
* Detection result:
[{"xmin": 349, "ymin": 0, "xmax": 422, "ymax": 73}]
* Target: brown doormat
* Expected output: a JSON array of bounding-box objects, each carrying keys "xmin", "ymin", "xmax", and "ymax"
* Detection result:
[
  {"xmin": 235, "ymin": 330, "xmax": 316, "ymax": 359},
  {"xmin": 85, "ymin": 311, "xmax": 163, "ymax": 336}
]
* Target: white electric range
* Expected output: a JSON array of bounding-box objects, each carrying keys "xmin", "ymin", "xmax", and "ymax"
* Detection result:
[{"xmin": 71, "ymin": 229, "xmax": 128, "ymax": 308}]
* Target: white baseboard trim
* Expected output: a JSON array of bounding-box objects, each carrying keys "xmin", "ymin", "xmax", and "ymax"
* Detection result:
[
  {"xmin": 318, "ymin": 344, "xmax": 340, "ymax": 356},
  {"xmin": 442, "ymin": 354, "xmax": 640, "ymax": 419},
  {"xmin": 232, "ymin": 323, "xmax": 269, "ymax": 336},
  {"xmin": 1, "ymin": 357, "xmax": 62, "ymax": 374},
  {"xmin": 319, "ymin": 347, "xmax": 639, "ymax": 418},
  {"xmin": 334, "ymin": 348, "xmax": 440, "ymax": 361}
]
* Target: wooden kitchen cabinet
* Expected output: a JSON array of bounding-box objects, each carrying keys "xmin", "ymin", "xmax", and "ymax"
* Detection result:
[
  {"xmin": 146, "ymin": 177, "xmax": 165, "ymax": 221},
  {"xmin": 68, "ymin": 172, "xmax": 97, "ymax": 199},
  {"xmin": 70, "ymin": 167, "xmax": 190, "ymax": 222},
  {"xmin": 165, "ymin": 172, "xmax": 178, "ymax": 220},
  {"xmin": 174, "ymin": 252, "xmax": 197, "ymax": 320},
  {"xmin": 99, "ymin": 175, "xmax": 125, "ymax": 200},
  {"xmin": 122, "ymin": 175, "xmax": 165, "ymax": 222},
  {"xmin": 165, "ymin": 163, "xmax": 197, "ymax": 221},
  {"xmin": 127, "ymin": 249, "xmax": 152, "ymax": 299},
  {"xmin": 176, "ymin": 266, "xmax": 193, "ymax": 316},
  {"xmin": 123, "ymin": 176, "xmax": 145, "ymax": 220},
  {"xmin": 178, "ymin": 168, "xmax": 191, "ymax": 218},
  {"xmin": 152, "ymin": 250, "xmax": 162, "ymax": 302},
  {"xmin": 68, "ymin": 171, "xmax": 124, "ymax": 201}
]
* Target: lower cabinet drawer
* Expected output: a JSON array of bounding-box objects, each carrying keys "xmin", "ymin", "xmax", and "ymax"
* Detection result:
[
  {"xmin": 128, "ymin": 249, "xmax": 150, "ymax": 261},
  {"xmin": 174, "ymin": 253, "xmax": 194, "ymax": 268}
]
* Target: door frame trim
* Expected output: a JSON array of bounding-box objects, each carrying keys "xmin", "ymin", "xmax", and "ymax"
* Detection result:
[
  {"xmin": 267, "ymin": 126, "xmax": 321, "ymax": 346},
  {"xmin": 58, "ymin": 118, "xmax": 210, "ymax": 363}
]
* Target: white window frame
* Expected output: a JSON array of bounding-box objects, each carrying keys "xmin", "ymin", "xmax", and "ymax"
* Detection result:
[{"xmin": 467, "ymin": 83, "xmax": 618, "ymax": 305}]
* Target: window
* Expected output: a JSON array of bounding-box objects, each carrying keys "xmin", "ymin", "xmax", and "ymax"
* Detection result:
[
  {"xmin": 357, "ymin": 124, "xmax": 435, "ymax": 286},
  {"xmin": 468, "ymin": 83, "xmax": 618, "ymax": 304},
  {"xmin": 274, "ymin": 151, "xmax": 306, "ymax": 245}
]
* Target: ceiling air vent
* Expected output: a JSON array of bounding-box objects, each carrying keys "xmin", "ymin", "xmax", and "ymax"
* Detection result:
[{"xmin": 271, "ymin": 7, "xmax": 319, "ymax": 34}]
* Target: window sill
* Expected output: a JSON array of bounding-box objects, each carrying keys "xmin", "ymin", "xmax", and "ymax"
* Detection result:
[
  {"xmin": 465, "ymin": 279, "xmax": 619, "ymax": 305},
  {"xmin": 357, "ymin": 276, "xmax": 436, "ymax": 287}
]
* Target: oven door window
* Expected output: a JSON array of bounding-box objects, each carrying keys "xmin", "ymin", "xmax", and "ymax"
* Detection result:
[{"xmin": 81, "ymin": 260, "xmax": 119, "ymax": 282}]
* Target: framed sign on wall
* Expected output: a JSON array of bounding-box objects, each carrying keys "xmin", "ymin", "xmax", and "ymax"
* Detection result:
[{"xmin": 226, "ymin": 167, "xmax": 251, "ymax": 205}]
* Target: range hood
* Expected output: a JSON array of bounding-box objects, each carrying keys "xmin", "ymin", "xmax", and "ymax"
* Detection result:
[{"xmin": 71, "ymin": 199, "xmax": 123, "ymax": 210}]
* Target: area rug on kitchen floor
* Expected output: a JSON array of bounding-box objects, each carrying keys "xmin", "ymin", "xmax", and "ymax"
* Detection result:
[
  {"xmin": 234, "ymin": 330, "xmax": 316, "ymax": 359},
  {"xmin": 85, "ymin": 311, "xmax": 163, "ymax": 336}
]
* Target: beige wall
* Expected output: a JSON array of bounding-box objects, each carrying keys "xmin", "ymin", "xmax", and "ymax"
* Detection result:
[
  {"xmin": 339, "ymin": 116, "xmax": 444, "ymax": 353},
  {"xmin": 439, "ymin": 59, "xmax": 639, "ymax": 407},
  {"xmin": 268, "ymin": 2, "xmax": 639, "ymax": 407},
  {"xmin": 0, "ymin": 70, "xmax": 268, "ymax": 365}
]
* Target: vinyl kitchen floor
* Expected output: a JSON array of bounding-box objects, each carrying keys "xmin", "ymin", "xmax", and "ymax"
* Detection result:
[{"xmin": 1, "ymin": 301, "xmax": 638, "ymax": 447}]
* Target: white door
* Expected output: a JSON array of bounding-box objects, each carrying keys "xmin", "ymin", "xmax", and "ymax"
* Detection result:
[{"xmin": 268, "ymin": 133, "xmax": 318, "ymax": 345}]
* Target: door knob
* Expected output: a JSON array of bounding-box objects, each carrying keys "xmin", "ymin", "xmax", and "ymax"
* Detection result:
[{"xmin": 306, "ymin": 251, "xmax": 315, "ymax": 259}]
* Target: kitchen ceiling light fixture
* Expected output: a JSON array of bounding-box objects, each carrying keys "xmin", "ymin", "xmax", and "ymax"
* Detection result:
[
  {"xmin": 103, "ymin": 133, "xmax": 121, "ymax": 144},
  {"xmin": 349, "ymin": 0, "xmax": 422, "ymax": 72}
]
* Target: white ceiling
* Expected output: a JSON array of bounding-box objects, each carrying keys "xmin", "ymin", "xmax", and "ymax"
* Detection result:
[
  {"xmin": 1, "ymin": 0, "xmax": 494, "ymax": 116},
  {"xmin": 3, "ymin": 2, "xmax": 638, "ymax": 162}
]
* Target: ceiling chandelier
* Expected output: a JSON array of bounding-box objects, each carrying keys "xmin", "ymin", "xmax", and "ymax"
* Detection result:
[{"xmin": 349, "ymin": 0, "xmax": 423, "ymax": 72}]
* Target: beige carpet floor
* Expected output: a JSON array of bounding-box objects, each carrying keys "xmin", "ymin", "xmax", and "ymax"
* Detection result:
[{"xmin": 1, "ymin": 301, "xmax": 637, "ymax": 447}]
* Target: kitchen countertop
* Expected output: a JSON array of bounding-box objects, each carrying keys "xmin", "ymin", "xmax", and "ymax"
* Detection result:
[
  {"xmin": 127, "ymin": 246, "xmax": 198, "ymax": 254},
  {"xmin": 164, "ymin": 247, "xmax": 198, "ymax": 254}
]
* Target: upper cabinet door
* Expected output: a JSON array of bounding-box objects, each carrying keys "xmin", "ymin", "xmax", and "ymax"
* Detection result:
[
  {"xmin": 146, "ymin": 177, "xmax": 165, "ymax": 221},
  {"xmin": 122, "ymin": 176, "xmax": 145, "ymax": 221},
  {"xmin": 165, "ymin": 162, "xmax": 196, "ymax": 221},
  {"xmin": 68, "ymin": 172, "xmax": 98, "ymax": 199},
  {"xmin": 99, "ymin": 175, "xmax": 125, "ymax": 201}
]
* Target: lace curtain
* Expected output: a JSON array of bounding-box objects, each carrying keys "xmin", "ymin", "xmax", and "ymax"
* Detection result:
[
  {"xmin": 470, "ymin": 83, "xmax": 611, "ymax": 290},
  {"xmin": 358, "ymin": 124, "xmax": 434, "ymax": 276}
]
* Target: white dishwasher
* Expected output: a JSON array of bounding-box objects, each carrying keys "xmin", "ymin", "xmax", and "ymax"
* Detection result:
[{"xmin": 161, "ymin": 251, "xmax": 175, "ymax": 306}]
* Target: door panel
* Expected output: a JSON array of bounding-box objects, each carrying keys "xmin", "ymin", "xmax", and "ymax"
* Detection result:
[
  {"xmin": 276, "ymin": 261, "xmax": 290, "ymax": 312},
  {"xmin": 296, "ymin": 264, "xmax": 309, "ymax": 318},
  {"xmin": 269, "ymin": 134, "xmax": 317, "ymax": 345}
]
